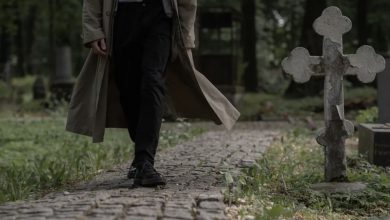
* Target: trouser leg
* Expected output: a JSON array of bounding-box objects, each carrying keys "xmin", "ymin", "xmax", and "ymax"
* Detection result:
[
  {"xmin": 113, "ymin": 1, "xmax": 172, "ymax": 167},
  {"xmin": 133, "ymin": 2, "xmax": 172, "ymax": 166},
  {"xmin": 112, "ymin": 3, "xmax": 143, "ymax": 143}
]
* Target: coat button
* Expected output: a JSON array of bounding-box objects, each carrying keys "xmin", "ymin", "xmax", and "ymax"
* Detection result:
[
  {"xmin": 106, "ymin": 11, "xmax": 110, "ymax": 16},
  {"xmin": 142, "ymin": 3, "xmax": 146, "ymax": 7}
]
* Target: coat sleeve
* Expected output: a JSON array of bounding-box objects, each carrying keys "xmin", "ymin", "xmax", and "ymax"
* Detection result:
[
  {"xmin": 177, "ymin": 0, "xmax": 197, "ymax": 49},
  {"xmin": 82, "ymin": 0, "xmax": 105, "ymax": 47}
]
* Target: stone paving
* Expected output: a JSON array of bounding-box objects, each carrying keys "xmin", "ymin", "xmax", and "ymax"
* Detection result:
[{"xmin": 0, "ymin": 122, "xmax": 281, "ymax": 220}]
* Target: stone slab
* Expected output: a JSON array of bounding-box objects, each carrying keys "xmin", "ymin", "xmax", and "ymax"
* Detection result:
[
  {"xmin": 378, "ymin": 58, "xmax": 390, "ymax": 123},
  {"xmin": 311, "ymin": 182, "xmax": 367, "ymax": 194}
]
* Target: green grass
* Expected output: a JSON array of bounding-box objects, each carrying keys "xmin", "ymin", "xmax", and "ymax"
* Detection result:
[
  {"xmin": 237, "ymin": 87, "xmax": 377, "ymax": 120},
  {"xmin": 356, "ymin": 107, "xmax": 379, "ymax": 123},
  {"xmin": 0, "ymin": 116, "xmax": 204, "ymax": 204},
  {"xmin": 225, "ymin": 128, "xmax": 390, "ymax": 219}
]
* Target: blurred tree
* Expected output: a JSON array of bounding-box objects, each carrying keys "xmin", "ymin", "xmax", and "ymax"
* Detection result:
[
  {"xmin": 25, "ymin": 4, "xmax": 38, "ymax": 74},
  {"xmin": 14, "ymin": 0, "xmax": 27, "ymax": 76},
  {"xmin": 256, "ymin": 0, "xmax": 305, "ymax": 94},
  {"xmin": 285, "ymin": 0, "xmax": 327, "ymax": 97},
  {"xmin": 48, "ymin": 0, "xmax": 55, "ymax": 74},
  {"xmin": 0, "ymin": 0, "xmax": 42, "ymax": 77},
  {"xmin": 0, "ymin": 1, "xmax": 19, "ymax": 77},
  {"xmin": 368, "ymin": 0, "xmax": 390, "ymax": 55},
  {"xmin": 357, "ymin": 0, "xmax": 368, "ymax": 46},
  {"xmin": 0, "ymin": 3, "xmax": 12, "ymax": 82},
  {"xmin": 0, "ymin": 0, "xmax": 81, "ymax": 79},
  {"xmin": 0, "ymin": 0, "xmax": 389, "ymax": 98},
  {"xmin": 300, "ymin": 0, "xmax": 327, "ymax": 56},
  {"xmin": 0, "ymin": 30, "xmax": 11, "ymax": 83},
  {"xmin": 242, "ymin": 0, "xmax": 258, "ymax": 92}
]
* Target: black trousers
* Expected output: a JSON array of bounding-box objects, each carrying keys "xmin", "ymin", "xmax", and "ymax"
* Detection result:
[{"xmin": 113, "ymin": 0, "xmax": 172, "ymax": 167}]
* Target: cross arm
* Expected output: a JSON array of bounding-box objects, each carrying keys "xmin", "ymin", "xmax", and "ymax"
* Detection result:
[
  {"xmin": 345, "ymin": 45, "xmax": 386, "ymax": 83},
  {"xmin": 282, "ymin": 47, "xmax": 322, "ymax": 83}
]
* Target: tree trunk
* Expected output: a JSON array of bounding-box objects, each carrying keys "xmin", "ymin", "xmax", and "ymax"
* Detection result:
[
  {"xmin": 25, "ymin": 5, "xmax": 38, "ymax": 74},
  {"xmin": 241, "ymin": 0, "xmax": 258, "ymax": 92},
  {"xmin": 300, "ymin": 0, "xmax": 326, "ymax": 56},
  {"xmin": 48, "ymin": 0, "xmax": 55, "ymax": 75},
  {"xmin": 0, "ymin": 26, "xmax": 12, "ymax": 83},
  {"xmin": 15, "ymin": 3, "xmax": 26, "ymax": 76},
  {"xmin": 285, "ymin": 0, "xmax": 327, "ymax": 97},
  {"xmin": 357, "ymin": 0, "xmax": 368, "ymax": 46},
  {"xmin": 347, "ymin": 0, "xmax": 369, "ymax": 87}
]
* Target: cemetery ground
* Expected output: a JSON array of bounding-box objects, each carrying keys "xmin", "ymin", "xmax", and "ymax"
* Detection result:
[
  {"xmin": 1, "ymin": 115, "xmax": 389, "ymax": 219},
  {"xmin": 0, "ymin": 78, "xmax": 389, "ymax": 219},
  {"xmin": 226, "ymin": 128, "xmax": 390, "ymax": 219},
  {"xmin": 0, "ymin": 112, "xmax": 205, "ymax": 204}
]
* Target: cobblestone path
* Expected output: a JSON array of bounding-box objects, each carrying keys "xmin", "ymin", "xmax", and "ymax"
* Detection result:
[{"xmin": 0, "ymin": 123, "xmax": 280, "ymax": 220}]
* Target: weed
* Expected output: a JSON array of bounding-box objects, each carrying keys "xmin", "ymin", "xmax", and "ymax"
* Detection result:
[
  {"xmin": 0, "ymin": 116, "xmax": 204, "ymax": 204},
  {"xmin": 356, "ymin": 107, "xmax": 378, "ymax": 123},
  {"xmin": 226, "ymin": 128, "xmax": 390, "ymax": 219}
]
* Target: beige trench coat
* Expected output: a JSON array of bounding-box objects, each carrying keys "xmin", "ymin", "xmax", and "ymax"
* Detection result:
[{"xmin": 66, "ymin": 0, "xmax": 240, "ymax": 143}]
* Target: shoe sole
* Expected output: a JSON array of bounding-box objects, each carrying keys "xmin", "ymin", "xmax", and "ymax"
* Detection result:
[{"xmin": 134, "ymin": 177, "xmax": 167, "ymax": 187}]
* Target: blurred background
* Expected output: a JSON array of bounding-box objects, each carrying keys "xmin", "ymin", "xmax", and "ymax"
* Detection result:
[
  {"xmin": 0, "ymin": 0, "xmax": 389, "ymax": 205},
  {"xmin": 0, "ymin": 0, "xmax": 389, "ymax": 121}
]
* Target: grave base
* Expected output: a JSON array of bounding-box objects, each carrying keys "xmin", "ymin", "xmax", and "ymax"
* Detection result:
[
  {"xmin": 311, "ymin": 182, "xmax": 366, "ymax": 194},
  {"xmin": 359, "ymin": 123, "xmax": 390, "ymax": 167}
]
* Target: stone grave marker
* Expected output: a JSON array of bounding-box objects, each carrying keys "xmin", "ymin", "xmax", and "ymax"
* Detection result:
[
  {"xmin": 282, "ymin": 6, "xmax": 386, "ymax": 182},
  {"xmin": 50, "ymin": 46, "xmax": 75, "ymax": 102},
  {"xmin": 33, "ymin": 76, "xmax": 47, "ymax": 100},
  {"xmin": 378, "ymin": 58, "xmax": 390, "ymax": 123},
  {"xmin": 359, "ymin": 123, "xmax": 390, "ymax": 166}
]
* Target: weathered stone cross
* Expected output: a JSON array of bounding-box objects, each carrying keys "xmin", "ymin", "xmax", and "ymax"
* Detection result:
[{"xmin": 282, "ymin": 6, "xmax": 386, "ymax": 182}]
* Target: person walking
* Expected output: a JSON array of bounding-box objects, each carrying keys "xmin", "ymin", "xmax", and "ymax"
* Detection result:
[{"xmin": 66, "ymin": 0, "xmax": 240, "ymax": 187}]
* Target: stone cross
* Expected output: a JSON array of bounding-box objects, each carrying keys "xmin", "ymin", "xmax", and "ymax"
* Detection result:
[{"xmin": 282, "ymin": 6, "xmax": 386, "ymax": 182}]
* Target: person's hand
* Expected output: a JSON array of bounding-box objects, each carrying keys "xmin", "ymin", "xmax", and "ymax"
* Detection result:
[{"xmin": 90, "ymin": 38, "xmax": 107, "ymax": 56}]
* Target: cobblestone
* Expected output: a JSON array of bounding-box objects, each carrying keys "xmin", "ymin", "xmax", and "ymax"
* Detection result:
[{"xmin": 0, "ymin": 122, "xmax": 281, "ymax": 220}]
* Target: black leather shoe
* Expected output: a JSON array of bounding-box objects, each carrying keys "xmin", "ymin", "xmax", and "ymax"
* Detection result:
[
  {"xmin": 133, "ymin": 162, "xmax": 166, "ymax": 187},
  {"xmin": 127, "ymin": 166, "xmax": 137, "ymax": 179}
]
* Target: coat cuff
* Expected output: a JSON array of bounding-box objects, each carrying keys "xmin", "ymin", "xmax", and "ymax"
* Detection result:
[{"xmin": 82, "ymin": 31, "xmax": 106, "ymax": 47}]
